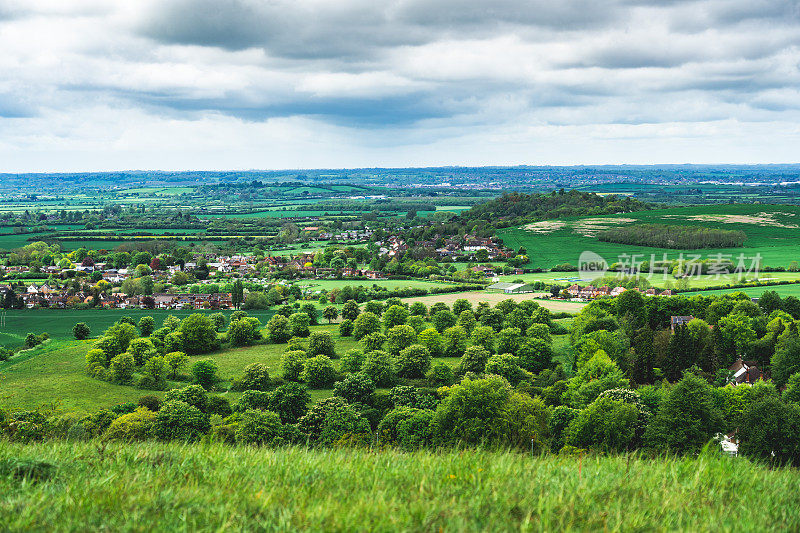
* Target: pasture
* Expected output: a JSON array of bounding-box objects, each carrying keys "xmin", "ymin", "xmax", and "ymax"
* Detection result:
[{"xmin": 499, "ymin": 203, "xmax": 800, "ymax": 269}]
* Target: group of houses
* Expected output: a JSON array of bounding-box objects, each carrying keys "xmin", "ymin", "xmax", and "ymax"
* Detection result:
[{"xmin": 562, "ymin": 284, "xmax": 674, "ymax": 301}]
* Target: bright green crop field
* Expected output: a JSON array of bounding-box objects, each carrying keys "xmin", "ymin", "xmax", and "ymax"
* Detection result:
[
  {"xmin": 499, "ymin": 204, "xmax": 800, "ymax": 269},
  {"xmin": 2, "ymin": 442, "xmax": 799, "ymax": 531},
  {"xmin": 0, "ymin": 309, "xmax": 277, "ymax": 347}
]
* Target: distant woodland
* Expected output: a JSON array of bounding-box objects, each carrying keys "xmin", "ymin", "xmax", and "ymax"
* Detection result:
[{"xmin": 598, "ymin": 223, "xmax": 746, "ymax": 249}]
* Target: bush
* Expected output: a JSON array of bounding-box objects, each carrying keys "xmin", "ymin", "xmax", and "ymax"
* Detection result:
[
  {"xmin": 108, "ymin": 353, "xmax": 135, "ymax": 384},
  {"xmin": 288, "ymin": 312, "xmax": 311, "ymax": 338},
  {"xmin": 179, "ymin": 314, "xmax": 220, "ymax": 355},
  {"xmin": 137, "ymin": 395, "xmax": 161, "ymax": 411},
  {"xmin": 426, "ymin": 361, "xmax": 455, "ymax": 386},
  {"xmin": 362, "ymin": 332, "xmax": 386, "ymax": 352},
  {"xmin": 362, "ymin": 350, "xmax": 397, "ymax": 387},
  {"xmin": 268, "ymin": 382, "xmax": 311, "ymax": 423},
  {"xmin": 267, "ymin": 314, "xmax": 291, "ymax": 343},
  {"xmin": 432, "ymin": 310, "xmax": 457, "ymax": 333},
  {"xmin": 164, "ymin": 351, "xmax": 189, "ymax": 380},
  {"xmin": 430, "ymin": 375, "xmax": 511, "ymax": 446},
  {"xmin": 418, "ymin": 328, "xmax": 444, "ymax": 358},
  {"xmin": 456, "ymin": 346, "xmax": 490, "ymax": 375},
  {"xmin": 227, "ymin": 317, "xmax": 262, "ymax": 347},
  {"xmin": 302, "ymin": 355, "xmax": 338, "ymax": 388},
  {"xmin": 165, "ymin": 384, "xmax": 209, "ymax": 411},
  {"xmin": 308, "ymin": 331, "xmax": 336, "ymax": 357},
  {"xmin": 442, "ymin": 326, "xmax": 467, "ymax": 358},
  {"xmin": 396, "ymin": 344, "xmax": 431, "ymax": 379},
  {"xmin": 340, "ymin": 349, "xmax": 365, "ymax": 374},
  {"xmin": 385, "ymin": 325, "xmax": 417, "ymax": 356},
  {"xmin": 485, "ymin": 354, "xmax": 530, "ymax": 385},
  {"xmin": 233, "ymin": 390, "xmax": 272, "ymax": 412},
  {"xmin": 339, "ymin": 319, "xmax": 354, "ymax": 337},
  {"xmin": 138, "ymin": 356, "xmax": 168, "ymax": 390},
  {"xmin": 377, "ymin": 407, "xmax": 434, "ymax": 450},
  {"xmin": 85, "ymin": 349, "xmax": 107, "ymax": 378},
  {"xmin": 72, "ymin": 322, "xmax": 91, "ymax": 340},
  {"xmin": 151, "ymin": 400, "xmax": 210, "ymax": 441},
  {"xmin": 738, "ymin": 397, "xmax": 800, "ymax": 465},
  {"xmin": 566, "ymin": 396, "xmax": 639, "ymax": 452},
  {"xmin": 138, "ymin": 316, "xmax": 155, "ymax": 337},
  {"xmin": 127, "ymin": 337, "xmax": 157, "ymax": 366},
  {"xmin": 281, "ymin": 350, "xmax": 306, "ymax": 382},
  {"xmin": 353, "ymin": 312, "xmax": 381, "ymax": 340},
  {"xmin": 103, "ymin": 408, "xmax": 157, "ymax": 441},
  {"xmin": 231, "ymin": 362, "xmax": 271, "ymax": 392},
  {"xmin": 190, "ymin": 360, "xmax": 219, "ymax": 390},
  {"xmin": 235, "ymin": 409, "xmax": 283, "ymax": 445},
  {"xmin": 297, "ymin": 397, "xmax": 371, "ymax": 447},
  {"xmin": 334, "ymin": 373, "xmax": 376, "ymax": 404},
  {"xmin": 207, "ymin": 395, "xmax": 232, "ymax": 417}
]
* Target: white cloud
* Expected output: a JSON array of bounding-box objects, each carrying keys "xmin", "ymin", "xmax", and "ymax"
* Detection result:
[{"xmin": 0, "ymin": 0, "xmax": 798, "ymax": 170}]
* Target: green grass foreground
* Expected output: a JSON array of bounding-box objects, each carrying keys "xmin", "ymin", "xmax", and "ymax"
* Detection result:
[{"xmin": 2, "ymin": 442, "xmax": 799, "ymax": 532}]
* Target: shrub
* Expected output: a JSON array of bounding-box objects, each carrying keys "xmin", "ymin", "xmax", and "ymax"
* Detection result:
[
  {"xmin": 389, "ymin": 385, "xmax": 438, "ymax": 410},
  {"xmin": 300, "ymin": 303, "xmax": 319, "ymax": 325},
  {"xmin": 383, "ymin": 305, "xmax": 410, "ymax": 330},
  {"xmin": 442, "ymin": 326, "xmax": 467, "ymax": 358},
  {"xmin": 396, "ymin": 344, "xmax": 431, "ymax": 379},
  {"xmin": 163, "ymin": 331, "xmax": 184, "ymax": 354},
  {"xmin": 137, "ymin": 395, "xmax": 161, "ymax": 411},
  {"xmin": 127, "ymin": 337, "xmax": 157, "ymax": 366},
  {"xmin": 430, "ymin": 375, "xmax": 511, "ymax": 446},
  {"xmin": 235, "ymin": 409, "xmax": 283, "ymax": 445},
  {"xmin": 418, "ymin": 328, "xmax": 444, "ymax": 358},
  {"xmin": 151, "ymin": 400, "xmax": 210, "ymax": 442},
  {"xmin": 338, "ymin": 319, "xmax": 354, "ymax": 337},
  {"xmin": 206, "ymin": 395, "xmax": 232, "ymax": 418},
  {"xmin": 341, "ymin": 300, "xmax": 360, "ymax": 321},
  {"xmin": 302, "ymin": 355, "xmax": 338, "ymax": 388},
  {"xmin": 385, "ymin": 325, "xmax": 417, "ymax": 356},
  {"xmin": 267, "ymin": 314, "xmax": 291, "ymax": 343},
  {"xmin": 334, "ymin": 373, "xmax": 376, "ymax": 404},
  {"xmin": 362, "ymin": 332, "xmax": 386, "ymax": 352},
  {"xmin": 268, "ymin": 382, "xmax": 311, "ymax": 423},
  {"xmin": 456, "ymin": 346, "xmax": 490, "ymax": 375},
  {"xmin": 297, "ymin": 397, "xmax": 371, "ymax": 447},
  {"xmin": 192, "ymin": 359, "xmax": 219, "ymax": 390},
  {"xmin": 138, "ymin": 316, "xmax": 155, "ymax": 337},
  {"xmin": 362, "ymin": 350, "xmax": 397, "ymax": 387},
  {"xmin": 227, "ymin": 317, "xmax": 262, "ymax": 347},
  {"xmin": 138, "ymin": 356, "xmax": 168, "ymax": 390},
  {"xmin": 432, "ymin": 310, "xmax": 457, "ymax": 333},
  {"xmin": 164, "ymin": 351, "xmax": 189, "ymax": 380},
  {"xmin": 353, "ymin": 312, "xmax": 381, "ymax": 340},
  {"xmin": 179, "ymin": 314, "xmax": 220, "ymax": 355},
  {"xmin": 210, "ymin": 312, "xmax": 227, "ymax": 332},
  {"xmin": 231, "ymin": 362, "xmax": 271, "ymax": 392},
  {"xmin": 377, "ymin": 407, "xmax": 434, "ymax": 450},
  {"xmin": 340, "ymin": 348, "xmax": 365, "ymax": 374},
  {"xmin": 426, "ymin": 361, "xmax": 455, "ymax": 386},
  {"xmin": 72, "ymin": 322, "xmax": 91, "ymax": 340},
  {"xmin": 308, "ymin": 331, "xmax": 336, "ymax": 357},
  {"xmin": 738, "ymin": 397, "xmax": 800, "ymax": 465},
  {"xmin": 108, "ymin": 353, "xmax": 135, "ymax": 384},
  {"xmin": 566, "ymin": 396, "xmax": 640, "ymax": 452},
  {"xmin": 485, "ymin": 353, "xmax": 530, "ymax": 385},
  {"xmin": 233, "ymin": 390, "xmax": 272, "ymax": 412},
  {"xmin": 103, "ymin": 408, "xmax": 157, "ymax": 441},
  {"xmin": 288, "ymin": 312, "xmax": 311, "ymax": 338},
  {"xmin": 165, "ymin": 384, "xmax": 209, "ymax": 411},
  {"xmin": 281, "ymin": 350, "xmax": 306, "ymax": 382},
  {"xmin": 85, "ymin": 349, "xmax": 107, "ymax": 378}
]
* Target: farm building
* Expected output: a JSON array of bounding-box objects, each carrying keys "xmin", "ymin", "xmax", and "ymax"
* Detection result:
[{"xmin": 487, "ymin": 282, "xmax": 533, "ymax": 294}]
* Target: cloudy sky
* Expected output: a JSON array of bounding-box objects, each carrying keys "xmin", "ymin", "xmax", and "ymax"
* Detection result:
[{"xmin": 1, "ymin": 0, "xmax": 799, "ymax": 171}]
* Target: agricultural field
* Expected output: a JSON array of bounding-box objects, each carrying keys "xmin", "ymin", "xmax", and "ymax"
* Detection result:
[
  {"xmin": 0, "ymin": 309, "xmax": 277, "ymax": 348},
  {"xmin": 294, "ymin": 279, "xmax": 460, "ymax": 292},
  {"xmin": 400, "ymin": 291, "xmax": 587, "ymax": 313},
  {"xmin": 4, "ymin": 442, "xmax": 798, "ymax": 532},
  {"xmin": 499, "ymin": 204, "xmax": 800, "ymax": 270}
]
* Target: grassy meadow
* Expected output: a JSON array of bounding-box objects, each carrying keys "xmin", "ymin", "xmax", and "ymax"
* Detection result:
[
  {"xmin": 499, "ymin": 203, "xmax": 800, "ymax": 269},
  {"xmin": 1, "ymin": 442, "xmax": 799, "ymax": 531}
]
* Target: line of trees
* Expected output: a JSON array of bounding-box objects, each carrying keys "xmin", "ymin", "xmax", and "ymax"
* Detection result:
[{"xmin": 598, "ymin": 223, "xmax": 746, "ymax": 249}]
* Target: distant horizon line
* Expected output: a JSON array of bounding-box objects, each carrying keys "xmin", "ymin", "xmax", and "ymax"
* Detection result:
[{"xmin": 3, "ymin": 162, "xmax": 800, "ymax": 175}]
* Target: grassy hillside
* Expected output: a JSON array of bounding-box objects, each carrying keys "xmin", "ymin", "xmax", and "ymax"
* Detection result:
[
  {"xmin": 499, "ymin": 204, "xmax": 800, "ymax": 269},
  {"xmin": 2, "ymin": 442, "xmax": 799, "ymax": 531}
]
